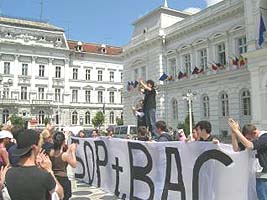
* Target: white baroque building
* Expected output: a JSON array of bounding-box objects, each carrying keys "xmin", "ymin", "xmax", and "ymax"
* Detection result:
[
  {"xmin": 0, "ymin": 16, "xmax": 123, "ymax": 129},
  {"xmin": 122, "ymin": 0, "xmax": 267, "ymax": 135}
]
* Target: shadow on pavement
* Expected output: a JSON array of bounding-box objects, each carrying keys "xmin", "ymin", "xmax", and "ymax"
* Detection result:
[
  {"xmin": 100, "ymin": 195, "xmax": 120, "ymax": 200},
  {"xmin": 72, "ymin": 191, "xmax": 93, "ymax": 196}
]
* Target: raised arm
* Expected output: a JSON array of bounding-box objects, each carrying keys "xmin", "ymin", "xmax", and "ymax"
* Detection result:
[
  {"xmin": 231, "ymin": 130, "xmax": 240, "ymax": 152},
  {"xmin": 139, "ymin": 80, "xmax": 152, "ymax": 91},
  {"xmin": 228, "ymin": 118, "xmax": 253, "ymax": 150}
]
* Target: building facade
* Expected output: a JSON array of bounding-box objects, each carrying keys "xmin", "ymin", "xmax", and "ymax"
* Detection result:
[
  {"xmin": 123, "ymin": 0, "xmax": 267, "ymax": 135},
  {"xmin": 0, "ymin": 16, "xmax": 123, "ymax": 129}
]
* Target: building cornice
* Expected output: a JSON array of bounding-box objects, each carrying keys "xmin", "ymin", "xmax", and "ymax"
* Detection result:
[
  {"xmin": 165, "ymin": 1, "xmax": 244, "ymax": 43},
  {"xmin": 70, "ymin": 50, "xmax": 122, "ymax": 62},
  {"xmin": 0, "ymin": 16, "xmax": 64, "ymax": 32}
]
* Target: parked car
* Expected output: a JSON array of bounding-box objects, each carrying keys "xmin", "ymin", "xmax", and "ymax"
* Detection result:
[{"xmin": 113, "ymin": 125, "xmax": 137, "ymax": 139}]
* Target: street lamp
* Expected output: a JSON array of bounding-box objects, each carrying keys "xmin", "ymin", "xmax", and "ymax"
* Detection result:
[{"xmin": 183, "ymin": 89, "xmax": 196, "ymax": 139}]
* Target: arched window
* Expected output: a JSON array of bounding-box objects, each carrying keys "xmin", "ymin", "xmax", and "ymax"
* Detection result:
[
  {"xmin": 221, "ymin": 93, "xmax": 229, "ymax": 116},
  {"xmin": 72, "ymin": 111, "xmax": 78, "ymax": 125},
  {"xmin": 2, "ymin": 109, "xmax": 9, "ymax": 124},
  {"xmin": 241, "ymin": 90, "xmax": 251, "ymax": 116},
  {"xmin": 172, "ymin": 99, "xmax": 178, "ymax": 121},
  {"xmin": 110, "ymin": 111, "xmax": 114, "ymax": 124},
  {"xmin": 203, "ymin": 95, "xmax": 210, "ymax": 118},
  {"xmin": 38, "ymin": 110, "xmax": 45, "ymax": 124},
  {"xmin": 85, "ymin": 111, "xmax": 90, "ymax": 124}
]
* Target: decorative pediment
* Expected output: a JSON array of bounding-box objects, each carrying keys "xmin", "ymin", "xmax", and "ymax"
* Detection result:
[
  {"xmin": 96, "ymin": 86, "xmax": 105, "ymax": 91},
  {"xmin": 192, "ymin": 38, "xmax": 207, "ymax": 46},
  {"xmin": 107, "ymin": 87, "xmax": 117, "ymax": 91},
  {"xmin": 83, "ymin": 85, "xmax": 93, "ymax": 90}
]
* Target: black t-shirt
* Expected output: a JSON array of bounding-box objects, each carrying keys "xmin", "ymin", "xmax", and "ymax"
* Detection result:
[
  {"xmin": 6, "ymin": 166, "xmax": 56, "ymax": 200},
  {"xmin": 143, "ymin": 88, "xmax": 156, "ymax": 110},
  {"xmin": 199, "ymin": 135, "xmax": 214, "ymax": 142},
  {"xmin": 252, "ymin": 132, "xmax": 267, "ymax": 172},
  {"xmin": 238, "ymin": 142, "xmax": 246, "ymax": 151}
]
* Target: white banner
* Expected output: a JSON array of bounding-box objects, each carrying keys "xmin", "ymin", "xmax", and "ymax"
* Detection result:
[{"xmin": 72, "ymin": 137, "xmax": 257, "ymax": 200}]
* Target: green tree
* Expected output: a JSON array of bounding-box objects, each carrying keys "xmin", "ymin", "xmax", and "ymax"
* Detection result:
[
  {"xmin": 116, "ymin": 117, "xmax": 123, "ymax": 125},
  {"xmin": 10, "ymin": 113, "xmax": 25, "ymax": 128},
  {"xmin": 92, "ymin": 111, "xmax": 105, "ymax": 129},
  {"xmin": 44, "ymin": 117, "xmax": 50, "ymax": 126},
  {"xmin": 177, "ymin": 112, "xmax": 195, "ymax": 137}
]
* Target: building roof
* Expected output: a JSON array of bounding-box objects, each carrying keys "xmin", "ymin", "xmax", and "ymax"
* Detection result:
[
  {"xmin": 132, "ymin": 6, "xmax": 191, "ymax": 26},
  {"xmin": 68, "ymin": 40, "xmax": 123, "ymax": 55},
  {"xmin": 0, "ymin": 15, "xmax": 64, "ymax": 32}
]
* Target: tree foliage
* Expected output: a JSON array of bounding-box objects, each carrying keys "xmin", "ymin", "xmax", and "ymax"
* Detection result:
[
  {"xmin": 177, "ymin": 112, "xmax": 195, "ymax": 136},
  {"xmin": 92, "ymin": 111, "xmax": 105, "ymax": 129},
  {"xmin": 116, "ymin": 117, "xmax": 124, "ymax": 125},
  {"xmin": 44, "ymin": 117, "xmax": 50, "ymax": 126},
  {"xmin": 10, "ymin": 113, "xmax": 25, "ymax": 128}
]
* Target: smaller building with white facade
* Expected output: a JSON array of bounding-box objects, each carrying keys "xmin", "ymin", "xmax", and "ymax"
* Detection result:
[{"xmin": 0, "ymin": 16, "xmax": 123, "ymax": 129}]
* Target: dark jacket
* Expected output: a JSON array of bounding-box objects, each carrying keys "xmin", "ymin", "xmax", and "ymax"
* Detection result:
[{"xmin": 158, "ymin": 132, "xmax": 173, "ymax": 142}]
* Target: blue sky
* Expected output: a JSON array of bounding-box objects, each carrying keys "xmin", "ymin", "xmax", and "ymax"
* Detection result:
[{"xmin": 0, "ymin": 0, "xmax": 222, "ymax": 46}]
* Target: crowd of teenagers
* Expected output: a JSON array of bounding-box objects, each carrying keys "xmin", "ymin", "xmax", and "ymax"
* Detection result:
[
  {"xmin": 132, "ymin": 79, "xmax": 267, "ymax": 200},
  {"xmin": 0, "ymin": 123, "xmax": 77, "ymax": 200},
  {"xmin": 0, "ymin": 79, "xmax": 264, "ymax": 200}
]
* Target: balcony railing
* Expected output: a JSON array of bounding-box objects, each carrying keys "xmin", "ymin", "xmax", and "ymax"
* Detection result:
[
  {"xmin": 32, "ymin": 99, "xmax": 52, "ymax": 105},
  {"xmin": 0, "ymin": 98, "xmax": 17, "ymax": 104}
]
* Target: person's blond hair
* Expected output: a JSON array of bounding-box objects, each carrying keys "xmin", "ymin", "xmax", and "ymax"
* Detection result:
[
  {"xmin": 39, "ymin": 128, "xmax": 52, "ymax": 147},
  {"xmin": 1, "ymin": 125, "xmax": 12, "ymax": 132}
]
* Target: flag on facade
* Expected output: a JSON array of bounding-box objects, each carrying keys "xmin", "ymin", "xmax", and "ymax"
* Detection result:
[
  {"xmin": 216, "ymin": 63, "xmax": 225, "ymax": 69},
  {"xmin": 211, "ymin": 63, "xmax": 218, "ymax": 71},
  {"xmin": 239, "ymin": 55, "xmax": 246, "ymax": 67},
  {"xmin": 167, "ymin": 75, "xmax": 173, "ymax": 81},
  {"xmin": 192, "ymin": 66, "xmax": 199, "ymax": 75},
  {"xmin": 258, "ymin": 14, "xmax": 266, "ymax": 48},
  {"xmin": 192, "ymin": 66, "xmax": 204, "ymax": 75},
  {"xmin": 232, "ymin": 57, "xmax": 239, "ymax": 66},
  {"xmin": 126, "ymin": 82, "xmax": 131, "ymax": 91},
  {"xmin": 133, "ymin": 80, "xmax": 139, "ymax": 88},
  {"xmin": 159, "ymin": 73, "xmax": 168, "ymax": 81},
  {"xmin": 198, "ymin": 68, "xmax": 204, "ymax": 74},
  {"xmin": 178, "ymin": 71, "xmax": 187, "ymax": 79}
]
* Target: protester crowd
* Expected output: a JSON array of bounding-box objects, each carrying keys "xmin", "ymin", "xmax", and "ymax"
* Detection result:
[
  {"xmin": 0, "ymin": 79, "xmax": 265, "ymax": 200},
  {"xmin": 0, "ymin": 122, "xmax": 77, "ymax": 200},
  {"xmin": 130, "ymin": 79, "xmax": 267, "ymax": 200}
]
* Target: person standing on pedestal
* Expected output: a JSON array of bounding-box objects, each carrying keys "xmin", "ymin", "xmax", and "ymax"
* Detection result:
[{"xmin": 139, "ymin": 79, "xmax": 157, "ymax": 138}]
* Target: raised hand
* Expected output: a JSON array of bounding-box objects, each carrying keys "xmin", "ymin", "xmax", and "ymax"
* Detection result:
[
  {"xmin": 37, "ymin": 150, "xmax": 52, "ymax": 171},
  {"xmin": 228, "ymin": 118, "xmax": 240, "ymax": 132},
  {"xmin": 0, "ymin": 165, "xmax": 9, "ymax": 187}
]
